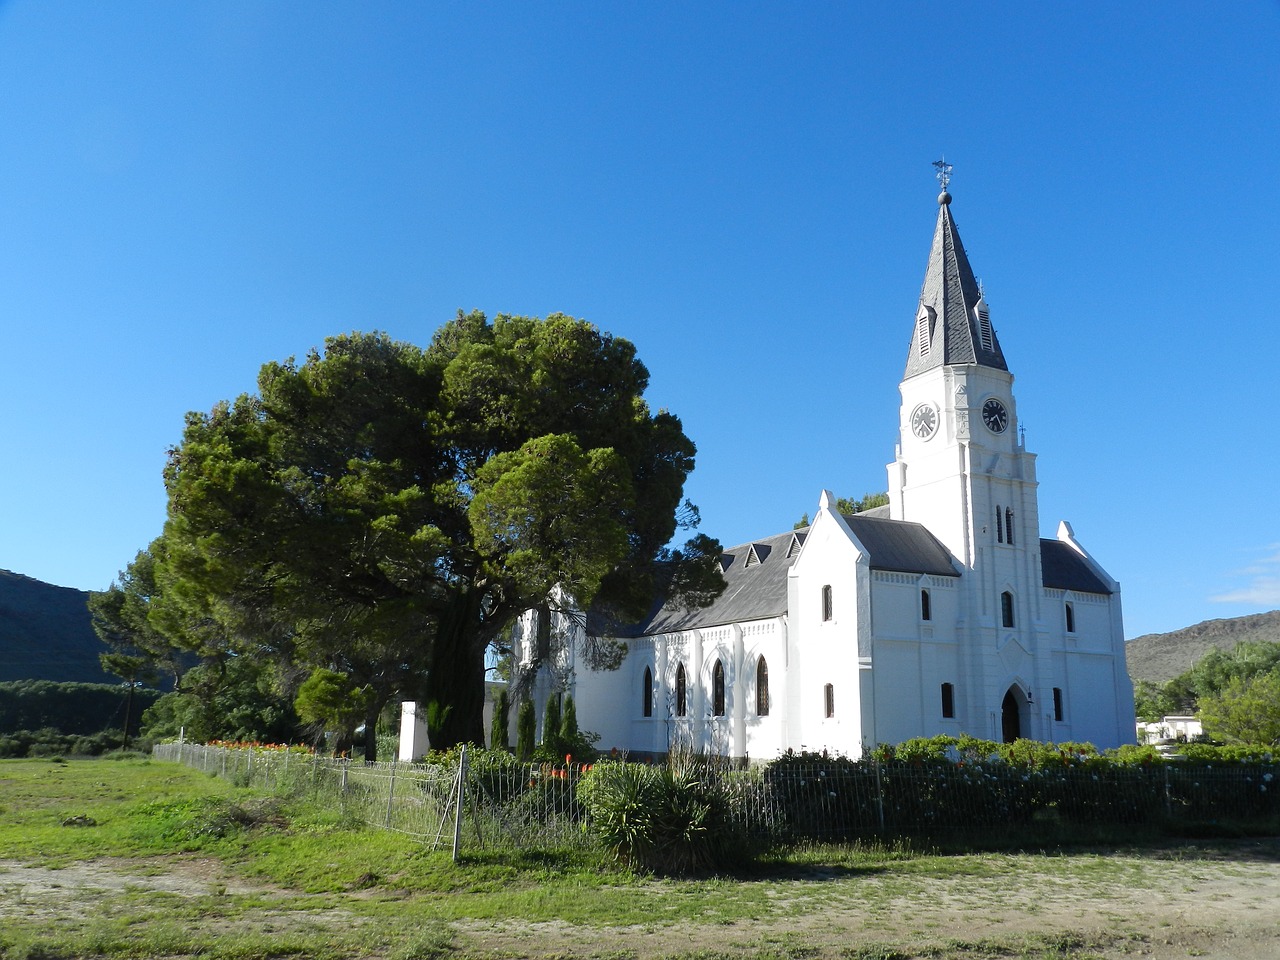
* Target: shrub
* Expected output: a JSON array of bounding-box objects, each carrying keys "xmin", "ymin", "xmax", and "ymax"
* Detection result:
[{"xmin": 580, "ymin": 760, "xmax": 751, "ymax": 875}]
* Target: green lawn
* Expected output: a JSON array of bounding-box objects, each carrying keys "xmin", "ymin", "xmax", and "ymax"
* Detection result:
[{"xmin": 1, "ymin": 756, "xmax": 1276, "ymax": 960}]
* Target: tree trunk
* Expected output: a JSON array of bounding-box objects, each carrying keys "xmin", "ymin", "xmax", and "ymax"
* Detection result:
[
  {"xmin": 362, "ymin": 698, "xmax": 383, "ymax": 762},
  {"xmin": 423, "ymin": 588, "xmax": 490, "ymax": 749}
]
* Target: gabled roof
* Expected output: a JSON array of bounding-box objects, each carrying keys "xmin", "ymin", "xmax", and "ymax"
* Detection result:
[
  {"xmin": 622, "ymin": 514, "xmax": 959, "ymax": 636},
  {"xmin": 1040, "ymin": 539, "xmax": 1113, "ymax": 595},
  {"xmin": 903, "ymin": 192, "xmax": 1008, "ymax": 378}
]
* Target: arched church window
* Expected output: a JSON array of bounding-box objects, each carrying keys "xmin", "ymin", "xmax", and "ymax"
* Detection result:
[
  {"xmin": 756, "ymin": 657, "xmax": 769, "ymax": 716},
  {"xmin": 821, "ymin": 584, "xmax": 833, "ymax": 621},
  {"xmin": 920, "ymin": 589, "xmax": 932, "ymax": 622},
  {"xmin": 940, "ymin": 682, "xmax": 955, "ymax": 719},
  {"xmin": 996, "ymin": 506, "xmax": 1004, "ymax": 544},
  {"xmin": 712, "ymin": 659, "xmax": 725, "ymax": 717},
  {"xmin": 1001, "ymin": 591, "xmax": 1015, "ymax": 628},
  {"xmin": 1064, "ymin": 602, "xmax": 1075, "ymax": 634},
  {"xmin": 824, "ymin": 683, "xmax": 835, "ymax": 719},
  {"xmin": 1053, "ymin": 687, "xmax": 1065, "ymax": 722},
  {"xmin": 1005, "ymin": 508, "xmax": 1015, "ymax": 546},
  {"xmin": 642, "ymin": 666, "xmax": 653, "ymax": 718},
  {"xmin": 675, "ymin": 663, "xmax": 687, "ymax": 718}
]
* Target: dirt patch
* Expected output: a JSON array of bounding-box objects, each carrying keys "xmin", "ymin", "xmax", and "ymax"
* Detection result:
[{"xmin": 3, "ymin": 844, "xmax": 1280, "ymax": 959}]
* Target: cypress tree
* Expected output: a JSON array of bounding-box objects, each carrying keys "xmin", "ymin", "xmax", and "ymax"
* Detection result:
[
  {"xmin": 515, "ymin": 699, "xmax": 536, "ymax": 761},
  {"xmin": 542, "ymin": 694, "xmax": 562, "ymax": 757},
  {"xmin": 490, "ymin": 688, "xmax": 510, "ymax": 751},
  {"xmin": 559, "ymin": 694, "xmax": 579, "ymax": 762}
]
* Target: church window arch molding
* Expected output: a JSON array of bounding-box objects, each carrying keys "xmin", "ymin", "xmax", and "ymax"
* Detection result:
[
  {"xmin": 674, "ymin": 663, "xmax": 688, "ymax": 718},
  {"xmin": 641, "ymin": 665, "xmax": 653, "ymax": 718},
  {"xmin": 821, "ymin": 584, "xmax": 833, "ymax": 621},
  {"xmin": 755, "ymin": 656, "xmax": 770, "ymax": 717}
]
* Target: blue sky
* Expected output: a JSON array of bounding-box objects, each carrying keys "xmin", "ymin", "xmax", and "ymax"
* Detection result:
[{"xmin": 1, "ymin": 2, "xmax": 1278, "ymax": 640}]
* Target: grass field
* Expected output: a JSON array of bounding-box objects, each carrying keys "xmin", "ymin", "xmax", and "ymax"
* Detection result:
[{"xmin": 1, "ymin": 756, "xmax": 1278, "ymax": 960}]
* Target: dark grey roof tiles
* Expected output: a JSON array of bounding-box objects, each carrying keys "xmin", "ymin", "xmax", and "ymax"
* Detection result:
[
  {"xmin": 1040, "ymin": 539, "xmax": 1113, "ymax": 595},
  {"xmin": 612, "ymin": 514, "xmax": 960, "ymax": 636},
  {"xmin": 647, "ymin": 528, "xmax": 798, "ymax": 633},
  {"xmin": 842, "ymin": 515, "xmax": 960, "ymax": 578},
  {"xmin": 903, "ymin": 197, "xmax": 1008, "ymax": 379}
]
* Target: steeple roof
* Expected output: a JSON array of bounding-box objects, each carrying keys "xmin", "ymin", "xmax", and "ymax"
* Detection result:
[{"xmin": 903, "ymin": 191, "xmax": 1008, "ymax": 378}]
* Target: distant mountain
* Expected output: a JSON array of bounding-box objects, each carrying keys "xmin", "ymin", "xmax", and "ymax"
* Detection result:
[
  {"xmin": 1125, "ymin": 610, "xmax": 1280, "ymax": 684},
  {"xmin": 0, "ymin": 570, "xmax": 112, "ymax": 684}
]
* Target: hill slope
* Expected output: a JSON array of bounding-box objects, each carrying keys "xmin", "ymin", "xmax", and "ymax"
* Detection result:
[
  {"xmin": 0, "ymin": 569, "xmax": 111, "ymax": 683},
  {"xmin": 1125, "ymin": 610, "xmax": 1280, "ymax": 684}
]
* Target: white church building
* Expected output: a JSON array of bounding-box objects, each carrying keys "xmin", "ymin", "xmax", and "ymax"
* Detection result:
[{"xmin": 511, "ymin": 179, "xmax": 1136, "ymax": 760}]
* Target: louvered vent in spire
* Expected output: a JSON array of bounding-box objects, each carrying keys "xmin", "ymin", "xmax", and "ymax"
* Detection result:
[
  {"xmin": 916, "ymin": 306, "xmax": 934, "ymax": 359},
  {"xmin": 975, "ymin": 294, "xmax": 993, "ymax": 352}
]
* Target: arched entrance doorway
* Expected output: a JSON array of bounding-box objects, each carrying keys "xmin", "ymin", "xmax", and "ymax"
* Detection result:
[{"xmin": 1001, "ymin": 688, "xmax": 1022, "ymax": 743}]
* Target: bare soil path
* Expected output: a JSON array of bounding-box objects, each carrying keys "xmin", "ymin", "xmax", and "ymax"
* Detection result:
[{"xmin": 3, "ymin": 842, "xmax": 1279, "ymax": 959}]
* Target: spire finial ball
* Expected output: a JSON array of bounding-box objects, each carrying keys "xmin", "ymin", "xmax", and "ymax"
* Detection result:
[{"xmin": 938, "ymin": 190, "xmax": 951, "ymax": 205}]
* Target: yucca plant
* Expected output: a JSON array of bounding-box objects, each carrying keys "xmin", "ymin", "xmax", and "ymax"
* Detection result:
[{"xmin": 580, "ymin": 760, "xmax": 747, "ymax": 875}]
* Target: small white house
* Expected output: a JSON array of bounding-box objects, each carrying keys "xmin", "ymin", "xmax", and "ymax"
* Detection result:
[{"xmin": 512, "ymin": 184, "xmax": 1136, "ymax": 760}]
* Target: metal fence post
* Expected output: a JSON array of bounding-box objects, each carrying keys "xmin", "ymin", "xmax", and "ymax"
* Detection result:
[
  {"xmin": 385, "ymin": 760, "xmax": 398, "ymax": 828},
  {"xmin": 452, "ymin": 744, "xmax": 469, "ymax": 862}
]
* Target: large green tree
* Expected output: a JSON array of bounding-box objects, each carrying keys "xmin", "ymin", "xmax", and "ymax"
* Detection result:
[
  {"xmin": 160, "ymin": 313, "xmax": 723, "ymax": 753},
  {"xmin": 1197, "ymin": 669, "xmax": 1280, "ymax": 745}
]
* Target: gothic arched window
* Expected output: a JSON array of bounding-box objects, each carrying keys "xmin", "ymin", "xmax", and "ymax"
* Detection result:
[
  {"xmin": 1005, "ymin": 508, "xmax": 1015, "ymax": 546},
  {"xmin": 821, "ymin": 584, "xmax": 833, "ymax": 621},
  {"xmin": 642, "ymin": 666, "xmax": 653, "ymax": 718},
  {"xmin": 712, "ymin": 659, "xmax": 726, "ymax": 717},
  {"xmin": 1001, "ymin": 591, "xmax": 1015, "ymax": 628},
  {"xmin": 921, "ymin": 589, "xmax": 932, "ymax": 622},
  {"xmin": 1064, "ymin": 602, "xmax": 1076, "ymax": 634},
  {"xmin": 756, "ymin": 657, "xmax": 769, "ymax": 717},
  {"xmin": 824, "ymin": 683, "xmax": 835, "ymax": 719},
  {"xmin": 675, "ymin": 663, "xmax": 687, "ymax": 718}
]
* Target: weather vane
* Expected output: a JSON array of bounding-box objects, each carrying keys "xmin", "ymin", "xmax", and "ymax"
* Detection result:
[{"xmin": 932, "ymin": 157, "xmax": 953, "ymax": 192}]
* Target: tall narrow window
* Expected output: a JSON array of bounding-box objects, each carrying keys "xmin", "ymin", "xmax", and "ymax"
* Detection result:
[
  {"xmin": 756, "ymin": 657, "xmax": 770, "ymax": 717},
  {"xmin": 712, "ymin": 659, "xmax": 725, "ymax": 717},
  {"xmin": 1064, "ymin": 602, "xmax": 1076, "ymax": 634},
  {"xmin": 642, "ymin": 666, "xmax": 653, "ymax": 718},
  {"xmin": 1005, "ymin": 508, "xmax": 1015, "ymax": 546},
  {"xmin": 823, "ymin": 683, "xmax": 835, "ymax": 719},
  {"xmin": 535, "ymin": 603, "xmax": 552, "ymax": 659},
  {"xmin": 675, "ymin": 663, "xmax": 687, "ymax": 717},
  {"xmin": 996, "ymin": 506, "xmax": 1004, "ymax": 544},
  {"xmin": 941, "ymin": 682, "xmax": 955, "ymax": 719},
  {"xmin": 1053, "ymin": 687, "xmax": 1064, "ymax": 722},
  {"xmin": 1001, "ymin": 591, "xmax": 1015, "ymax": 628},
  {"xmin": 920, "ymin": 588, "xmax": 932, "ymax": 622},
  {"xmin": 821, "ymin": 584, "xmax": 833, "ymax": 621}
]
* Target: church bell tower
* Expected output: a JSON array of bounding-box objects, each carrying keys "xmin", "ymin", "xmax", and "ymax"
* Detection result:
[{"xmin": 887, "ymin": 164, "xmax": 1046, "ymax": 685}]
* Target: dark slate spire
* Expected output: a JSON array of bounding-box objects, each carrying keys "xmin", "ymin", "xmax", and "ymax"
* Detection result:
[{"xmin": 902, "ymin": 185, "xmax": 1008, "ymax": 379}]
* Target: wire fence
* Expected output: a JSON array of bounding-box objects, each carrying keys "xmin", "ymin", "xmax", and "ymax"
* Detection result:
[{"xmin": 154, "ymin": 743, "xmax": 1280, "ymax": 858}]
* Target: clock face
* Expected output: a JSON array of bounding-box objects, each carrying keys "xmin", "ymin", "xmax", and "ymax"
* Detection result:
[
  {"xmin": 910, "ymin": 403, "xmax": 939, "ymax": 440},
  {"xmin": 981, "ymin": 398, "xmax": 1009, "ymax": 434}
]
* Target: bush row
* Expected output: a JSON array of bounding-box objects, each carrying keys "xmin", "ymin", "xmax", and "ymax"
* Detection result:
[
  {"xmin": 0, "ymin": 680, "xmax": 160, "ymax": 737},
  {"xmin": 0, "ymin": 727, "xmax": 150, "ymax": 758}
]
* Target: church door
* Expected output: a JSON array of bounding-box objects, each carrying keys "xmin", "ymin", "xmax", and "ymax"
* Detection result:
[{"xmin": 1001, "ymin": 689, "xmax": 1021, "ymax": 743}]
